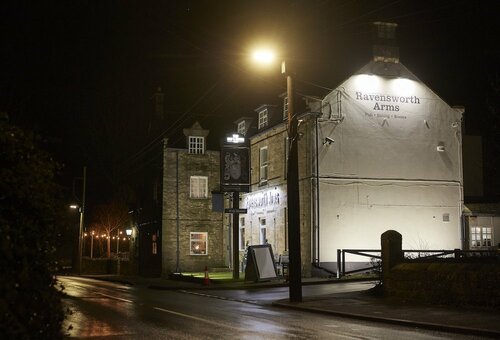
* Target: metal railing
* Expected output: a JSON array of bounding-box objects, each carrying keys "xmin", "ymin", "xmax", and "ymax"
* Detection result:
[{"xmin": 337, "ymin": 248, "xmax": 499, "ymax": 278}]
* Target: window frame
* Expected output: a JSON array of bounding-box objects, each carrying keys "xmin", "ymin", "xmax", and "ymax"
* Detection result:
[
  {"xmin": 259, "ymin": 146, "xmax": 268, "ymax": 183},
  {"xmin": 190, "ymin": 231, "xmax": 208, "ymax": 255},
  {"xmin": 239, "ymin": 216, "xmax": 246, "ymax": 251},
  {"xmin": 259, "ymin": 217, "xmax": 267, "ymax": 245},
  {"xmin": 283, "ymin": 96, "xmax": 288, "ymax": 120},
  {"xmin": 470, "ymin": 226, "xmax": 493, "ymax": 248},
  {"xmin": 188, "ymin": 136, "xmax": 205, "ymax": 154},
  {"xmin": 258, "ymin": 109, "xmax": 268, "ymax": 129},
  {"xmin": 237, "ymin": 121, "xmax": 246, "ymax": 135},
  {"xmin": 190, "ymin": 175, "xmax": 208, "ymax": 199}
]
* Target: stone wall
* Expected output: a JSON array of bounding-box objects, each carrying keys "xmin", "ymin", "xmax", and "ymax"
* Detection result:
[
  {"xmin": 381, "ymin": 230, "xmax": 500, "ymax": 308},
  {"xmin": 162, "ymin": 149, "xmax": 225, "ymax": 274}
]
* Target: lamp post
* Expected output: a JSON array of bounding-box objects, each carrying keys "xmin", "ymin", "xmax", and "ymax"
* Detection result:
[
  {"xmin": 70, "ymin": 166, "xmax": 87, "ymax": 275},
  {"xmin": 252, "ymin": 50, "xmax": 302, "ymax": 302}
]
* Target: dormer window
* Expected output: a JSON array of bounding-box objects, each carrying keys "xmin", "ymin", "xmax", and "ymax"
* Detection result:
[
  {"xmin": 283, "ymin": 96, "xmax": 288, "ymax": 120},
  {"xmin": 237, "ymin": 121, "xmax": 246, "ymax": 135},
  {"xmin": 258, "ymin": 109, "xmax": 268, "ymax": 129},
  {"xmin": 189, "ymin": 136, "xmax": 204, "ymax": 154}
]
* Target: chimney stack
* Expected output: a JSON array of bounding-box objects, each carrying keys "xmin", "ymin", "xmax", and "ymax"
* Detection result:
[{"xmin": 373, "ymin": 22, "xmax": 399, "ymax": 63}]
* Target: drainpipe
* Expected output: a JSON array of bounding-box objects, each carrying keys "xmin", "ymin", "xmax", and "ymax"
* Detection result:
[
  {"xmin": 315, "ymin": 113, "xmax": 320, "ymax": 265},
  {"xmin": 175, "ymin": 151, "xmax": 180, "ymax": 272}
]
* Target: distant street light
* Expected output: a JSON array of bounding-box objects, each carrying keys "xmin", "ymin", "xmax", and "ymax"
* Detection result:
[
  {"xmin": 252, "ymin": 49, "xmax": 302, "ymax": 302},
  {"xmin": 70, "ymin": 166, "xmax": 87, "ymax": 274}
]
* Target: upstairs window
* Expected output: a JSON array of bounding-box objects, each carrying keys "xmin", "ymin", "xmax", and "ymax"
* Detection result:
[
  {"xmin": 190, "ymin": 176, "xmax": 208, "ymax": 199},
  {"xmin": 189, "ymin": 136, "xmax": 204, "ymax": 154},
  {"xmin": 259, "ymin": 146, "xmax": 268, "ymax": 183},
  {"xmin": 237, "ymin": 121, "xmax": 246, "ymax": 135},
  {"xmin": 258, "ymin": 109, "xmax": 268, "ymax": 129}
]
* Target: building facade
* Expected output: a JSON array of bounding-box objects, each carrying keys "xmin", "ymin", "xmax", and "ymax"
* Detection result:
[
  {"xmin": 161, "ymin": 122, "xmax": 228, "ymax": 274},
  {"xmin": 237, "ymin": 23, "xmax": 465, "ymax": 276}
]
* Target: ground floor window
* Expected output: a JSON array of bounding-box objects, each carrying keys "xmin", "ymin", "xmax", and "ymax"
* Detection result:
[
  {"xmin": 152, "ymin": 233, "xmax": 158, "ymax": 254},
  {"xmin": 190, "ymin": 232, "xmax": 208, "ymax": 255},
  {"xmin": 470, "ymin": 226, "xmax": 492, "ymax": 248},
  {"xmin": 260, "ymin": 218, "xmax": 267, "ymax": 244}
]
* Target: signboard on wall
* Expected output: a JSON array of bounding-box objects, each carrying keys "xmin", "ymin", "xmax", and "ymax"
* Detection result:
[{"xmin": 220, "ymin": 143, "xmax": 250, "ymax": 192}]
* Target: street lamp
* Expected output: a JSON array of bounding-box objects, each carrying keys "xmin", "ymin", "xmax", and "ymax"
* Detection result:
[
  {"xmin": 252, "ymin": 49, "xmax": 302, "ymax": 302},
  {"xmin": 70, "ymin": 166, "xmax": 87, "ymax": 275}
]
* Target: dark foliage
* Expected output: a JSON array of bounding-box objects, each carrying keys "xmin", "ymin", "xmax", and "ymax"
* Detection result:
[{"xmin": 0, "ymin": 116, "xmax": 65, "ymax": 339}]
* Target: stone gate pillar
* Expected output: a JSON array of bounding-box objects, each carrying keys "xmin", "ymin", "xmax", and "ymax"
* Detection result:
[{"xmin": 381, "ymin": 230, "xmax": 403, "ymax": 290}]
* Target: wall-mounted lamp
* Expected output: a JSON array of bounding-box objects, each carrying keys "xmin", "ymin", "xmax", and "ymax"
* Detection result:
[
  {"xmin": 437, "ymin": 145, "xmax": 445, "ymax": 152},
  {"xmin": 323, "ymin": 137, "xmax": 334, "ymax": 145}
]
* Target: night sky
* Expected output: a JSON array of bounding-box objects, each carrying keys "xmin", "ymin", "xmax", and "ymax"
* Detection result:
[{"xmin": 1, "ymin": 1, "xmax": 498, "ymax": 205}]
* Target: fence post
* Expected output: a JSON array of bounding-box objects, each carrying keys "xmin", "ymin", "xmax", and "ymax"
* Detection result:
[
  {"xmin": 337, "ymin": 249, "xmax": 341, "ymax": 278},
  {"xmin": 342, "ymin": 250, "xmax": 346, "ymax": 277}
]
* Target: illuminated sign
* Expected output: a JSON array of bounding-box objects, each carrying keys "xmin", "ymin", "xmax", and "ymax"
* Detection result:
[
  {"xmin": 220, "ymin": 144, "xmax": 250, "ymax": 192},
  {"xmin": 246, "ymin": 189, "xmax": 281, "ymax": 209}
]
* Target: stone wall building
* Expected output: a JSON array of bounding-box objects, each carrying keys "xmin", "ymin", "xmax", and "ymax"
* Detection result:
[{"xmin": 161, "ymin": 122, "xmax": 228, "ymax": 274}]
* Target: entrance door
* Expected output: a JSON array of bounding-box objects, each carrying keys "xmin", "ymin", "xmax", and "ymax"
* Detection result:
[{"xmin": 138, "ymin": 223, "xmax": 162, "ymax": 277}]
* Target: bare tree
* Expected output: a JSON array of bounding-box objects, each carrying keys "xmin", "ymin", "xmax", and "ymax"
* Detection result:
[{"xmin": 92, "ymin": 203, "xmax": 130, "ymax": 258}]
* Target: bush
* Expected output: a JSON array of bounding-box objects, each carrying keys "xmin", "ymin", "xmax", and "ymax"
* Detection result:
[{"xmin": 0, "ymin": 118, "xmax": 65, "ymax": 338}]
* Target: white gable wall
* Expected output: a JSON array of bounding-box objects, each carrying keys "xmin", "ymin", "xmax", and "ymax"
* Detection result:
[{"xmin": 318, "ymin": 62, "xmax": 463, "ymax": 263}]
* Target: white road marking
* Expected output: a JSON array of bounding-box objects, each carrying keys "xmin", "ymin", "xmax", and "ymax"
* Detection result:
[
  {"xmin": 153, "ymin": 307, "xmax": 242, "ymax": 331},
  {"xmin": 96, "ymin": 292, "xmax": 133, "ymax": 303}
]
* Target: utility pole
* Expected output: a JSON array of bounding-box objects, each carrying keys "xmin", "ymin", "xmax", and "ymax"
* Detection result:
[{"xmin": 283, "ymin": 61, "xmax": 302, "ymax": 302}]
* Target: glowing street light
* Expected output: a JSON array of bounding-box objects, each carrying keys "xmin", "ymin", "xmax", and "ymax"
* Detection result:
[
  {"xmin": 252, "ymin": 49, "xmax": 275, "ymax": 65},
  {"xmin": 251, "ymin": 48, "xmax": 302, "ymax": 302}
]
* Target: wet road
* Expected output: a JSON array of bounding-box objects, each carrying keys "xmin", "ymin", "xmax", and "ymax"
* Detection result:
[{"xmin": 59, "ymin": 276, "xmax": 478, "ymax": 339}]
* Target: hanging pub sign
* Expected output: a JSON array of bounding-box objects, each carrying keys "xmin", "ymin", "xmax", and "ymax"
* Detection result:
[{"xmin": 221, "ymin": 134, "xmax": 250, "ymax": 192}]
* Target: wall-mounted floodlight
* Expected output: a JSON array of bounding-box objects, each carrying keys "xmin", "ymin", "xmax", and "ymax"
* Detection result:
[
  {"xmin": 69, "ymin": 204, "xmax": 79, "ymax": 209},
  {"xmin": 323, "ymin": 137, "xmax": 335, "ymax": 145},
  {"xmin": 227, "ymin": 134, "xmax": 245, "ymax": 144}
]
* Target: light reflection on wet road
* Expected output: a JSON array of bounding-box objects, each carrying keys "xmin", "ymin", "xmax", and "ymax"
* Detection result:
[{"xmin": 59, "ymin": 276, "xmax": 476, "ymax": 339}]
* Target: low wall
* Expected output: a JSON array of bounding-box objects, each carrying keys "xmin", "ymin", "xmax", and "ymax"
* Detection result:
[
  {"xmin": 381, "ymin": 230, "xmax": 500, "ymax": 308},
  {"xmin": 81, "ymin": 258, "xmax": 137, "ymax": 275}
]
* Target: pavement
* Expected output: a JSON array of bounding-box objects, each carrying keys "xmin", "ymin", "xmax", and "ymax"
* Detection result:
[{"xmin": 76, "ymin": 274, "xmax": 500, "ymax": 338}]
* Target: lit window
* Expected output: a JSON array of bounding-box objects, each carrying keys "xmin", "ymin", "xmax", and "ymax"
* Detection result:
[
  {"xmin": 189, "ymin": 136, "xmax": 204, "ymax": 154},
  {"xmin": 259, "ymin": 146, "xmax": 268, "ymax": 183},
  {"xmin": 283, "ymin": 96, "xmax": 288, "ymax": 120},
  {"xmin": 190, "ymin": 232, "xmax": 207, "ymax": 255},
  {"xmin": 237, "ymin": 121, "xmax": 246, "ymax": 135},
  {"xmin": 152, "ymin": 233, "xmax": 158, "ymax": 254},
  {"xmin": 470, "ymin": 227, "xmax": 493, "ymax": 248},
  {"xmin": 258, "ymin": 109, "xmax": 268, "ymax": 129},
  {"xmin": 190, "ymin": 176, "xmax": 208, "ymax": 199}
]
